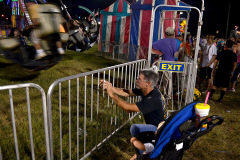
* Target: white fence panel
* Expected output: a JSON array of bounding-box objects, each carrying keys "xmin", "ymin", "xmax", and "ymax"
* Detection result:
[
  {"xmin": 47, "ymin": 60, "xmax": 147, "ymax": 160},
  {"xmin": 0, "ymin": 83, "xmax": 50, "ymax": 160}
]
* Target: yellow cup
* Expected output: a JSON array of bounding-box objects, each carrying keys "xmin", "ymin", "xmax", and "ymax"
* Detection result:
[{"xmin": 195, "ymin": 103, "xmax": 210, "ymax": 130}]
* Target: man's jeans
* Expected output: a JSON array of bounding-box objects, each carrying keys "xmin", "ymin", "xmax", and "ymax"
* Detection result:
[{"xmin": 130, "ymin": 124, "xmax": 157, "ymax": 137}]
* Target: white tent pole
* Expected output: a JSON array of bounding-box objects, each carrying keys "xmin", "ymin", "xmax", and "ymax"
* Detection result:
[
  {"xmin": 187, "ymin": 0, "xmax": 205, "ymax": 103},
  {"xmin": 147, "ymin": 0, "xmax": 156, "ymax": 68}
]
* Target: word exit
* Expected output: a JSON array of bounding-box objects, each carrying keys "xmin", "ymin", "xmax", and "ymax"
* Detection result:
[{"xmin": 158, "ymin": 62, "xmax": 185, "ymax": 73}]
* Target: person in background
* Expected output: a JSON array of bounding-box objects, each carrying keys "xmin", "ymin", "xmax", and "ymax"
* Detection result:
[
  {"xmin": 151, "ymin": 27, "xmax": 185, "ymax": 99},
  {"xmin": 201, "ymin": 35, "xmax": 207, "ymax": 49},
  {"xmin": 177, "ymin": 33, "xmax": 190, "ymax": 58},
  {"xmin": 229, "ymin": 38, "xmax": 240, "ymax": 91},
  {"xmin": 188, "ymin": 34, "xmax": 193, "ymax": 47},
  {"xmin": 26, "ymin": 0, "xmax": 64, "ymax": 60},
  {"xmin": 209, "ymin": 40, "xmax": 237, "ymax": 102},
  {"xmin": 9, "ymin": 27, "xmax": 27, "ymax": 47},
  {"xmin": 190, "ymin": 39, "xmax": 202, "ymax": 59},
  {"xmin": 198, "ymin": 35, "xmax": 217, "ymax": 93}
]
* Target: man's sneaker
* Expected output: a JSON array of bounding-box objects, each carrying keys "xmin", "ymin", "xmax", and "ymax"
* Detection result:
[
  {"xmin": 35, "ymin": 52, "xmax": 47, "ymax": 60},
  {"xmin": 217, "ymin": 99, "xmax": 223, "ymax": 103},
  {"xmin": 228, "ymin": 88, "xmax": 235, "ymax": 92},
  {"xmin": 57, "ymin": 48, "xmax": 65, "ymax": 55}
]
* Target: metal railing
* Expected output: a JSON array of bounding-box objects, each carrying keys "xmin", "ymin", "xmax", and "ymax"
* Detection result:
[
  {"xmin": 152, "ymin": 60, "xmax": 193, "ymax": 112},
  {"xmin": 112, "ymin": 43, "xmax": 138, "ymax": 62},
  {"xmin": 47, "ymin": 59, "xmax": 147, "ymax": 160},
  {"xmin": 100, "ymin": 40, "xmax": 149, "ymax": 62},
  {"xmin": 0, "ymin": 83, "xmax": 50, "ymax": 160},
  {"xmin": 0, "ymin": 59, "xmax": 195, "ymax": 159}
]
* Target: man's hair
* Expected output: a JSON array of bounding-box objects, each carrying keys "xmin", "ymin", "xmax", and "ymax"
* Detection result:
[
  {"xmin": 225, "ymin": 39, "xmax": 234, "ymax": 48},
  {"xmin": 140, "ymin": 69, "xmax": 159, "ymax": 88}
]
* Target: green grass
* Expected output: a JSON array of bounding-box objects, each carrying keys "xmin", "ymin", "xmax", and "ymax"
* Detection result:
[{"xmin": 0, "ymin": 45, "xmax": 240, "ymax": 159}]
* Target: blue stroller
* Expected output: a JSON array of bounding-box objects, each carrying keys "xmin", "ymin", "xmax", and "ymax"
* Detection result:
[{"xmin": 133, "ymin": 102, "xmax": 224, "ymax": 160}]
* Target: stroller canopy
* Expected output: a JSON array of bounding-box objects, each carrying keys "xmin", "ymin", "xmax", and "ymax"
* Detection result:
[{"xmin": 149, "ymin": 102, "xmax": 196, "ymax": 158}]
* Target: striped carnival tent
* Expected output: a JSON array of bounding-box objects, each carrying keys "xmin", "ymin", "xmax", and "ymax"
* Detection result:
[
  {"xmin": 98, "ymin": 0, "xmax": 131, "ymax": 54},
  {"xmin": 129, "ymin": 0, "xmax": 190, "ymax": 61}
]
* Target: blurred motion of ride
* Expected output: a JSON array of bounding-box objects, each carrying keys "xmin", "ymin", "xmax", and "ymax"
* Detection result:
[
  {"xmin": 67, "ymin": 18, "xmax": 99, "ymax": 52},
  {"xmin": 58, "ymin": 0, "xmax": 99, "ymax": 52},
  {"xmin": 0, "ymin": 0, "xmax": 69, "ymax": 71}
]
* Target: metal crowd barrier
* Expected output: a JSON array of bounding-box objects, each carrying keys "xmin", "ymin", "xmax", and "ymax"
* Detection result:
[
  {"xmin": 136, "ymin": 46, "xmax": 149, "ymax": 60},
  {"xmin": 152, "ymin": 60, "xmax": 193, "ymax": 112},
  {"xmin": 0, "ymin": 83, "xmax": 50, "ymax": 160},
  {"xmin": 0, "ymin": 59, "xmax": 195, "ymax": 160},
  {"xmin": 100, "ymin": 41, "xmax": 151, "ymax": 62},
  {"xmin": 100, "ymin": 41, "xmax": 116, "ymax": 58},
  {"xmin": 112, "ymin": 44, "xmax": 138, "ymax": 62},
  {"xmin": 47, "ymin": 59, "xmax": 147, "ymax": 160},
  {"xmin": 100, "ymin": 41, "xmax": 139, "ymax": 62}
]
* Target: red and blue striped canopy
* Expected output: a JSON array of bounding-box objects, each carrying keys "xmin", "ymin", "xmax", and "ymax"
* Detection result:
[
  {"xmin": 99, "ymin": 0, "xmax": 131, "ymax": 53},
  {"xmin": 129, "ymin": 0, "xmax": 190, "ymax": 61}
]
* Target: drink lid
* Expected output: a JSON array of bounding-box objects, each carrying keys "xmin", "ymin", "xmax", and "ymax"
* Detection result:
[{"xmin": 195, "ymin": 103, "xmax": 210, "ymax": 109}]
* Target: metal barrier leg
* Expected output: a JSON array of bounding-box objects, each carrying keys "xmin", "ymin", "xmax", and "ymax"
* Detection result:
[{"xmin": 0, "ymin": 147, "xmax": 2, "ymax": 160}]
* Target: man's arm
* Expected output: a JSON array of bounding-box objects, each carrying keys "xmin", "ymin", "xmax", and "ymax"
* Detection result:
[
  {"xmin": 103, "ymin": 80, "xmax": 140, "ymax": 113},
  {"xmin": 152, "ymin": 48, "xmax": 163, "ymax": 55},
  {"xmin": 212, "ymin": 59, "xmax": 218, "ymax": 70},
  {"xmin": 206, "ymin": 55, "xmax": 217, "ymax": 67},
  {"xmin": 231, "ymin": 62, "xmax": 237, "ymax": 77},
  {"xmin": 100, "ymin": 80, "xmax": 136, "ymax": 97},
  {"xmin": 212, "ymin": 59, "xmax": 218, "ymax": 77},
  {"xmin": 109, "ymin": 94, "xmax": 140, "ymax": 113}
]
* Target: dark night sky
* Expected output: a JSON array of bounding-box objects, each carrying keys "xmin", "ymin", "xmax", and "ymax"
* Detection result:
[
  {"xmin": 50, "ymin": 0, "xmax": 240, "ymax": 38},
  {"xmin": 1, "ymin": 0, "xmax": 239, "ymax": 38}
]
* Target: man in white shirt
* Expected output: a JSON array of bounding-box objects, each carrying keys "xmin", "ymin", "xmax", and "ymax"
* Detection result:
[{"xmin": 198, "ymin": 35, "xmax": 217, "ymax": 93}]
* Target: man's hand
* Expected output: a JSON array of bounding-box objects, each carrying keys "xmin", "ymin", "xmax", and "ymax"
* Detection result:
[
  {"xmin": 100, "ymin": 80, "xmax": 114, "ymax": 97},
  {"xmin": 230, "ymin": 72, "xmax": 234, "ymax": 78},
  {"xmin": 99, "ymin": 80, "xmax": 105, "ymax": 89}
]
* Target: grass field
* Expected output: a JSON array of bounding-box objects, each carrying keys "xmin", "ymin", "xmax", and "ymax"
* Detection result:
[{"xmin": 0, "ymin": 45, "xmax": 240, "ymax": 160}]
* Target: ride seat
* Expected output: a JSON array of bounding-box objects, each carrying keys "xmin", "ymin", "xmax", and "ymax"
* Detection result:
[
  {"xmin": 68, "ymin": 29, "xmax": 84, "ymax": 44},
  {"xmin": 90, "ymin": 23, "xmax": 98, "ymax": 33},
  {"xmin": 0, "ymin": 38, "xmax": 20, "ymax": 51},
  {"xmin": 60, "ymin": 33, "xmax": 69, "ymax": 43},
  {"xmin": 37, "ymin": 4, "xmax": 64, "ymax": 38}
]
